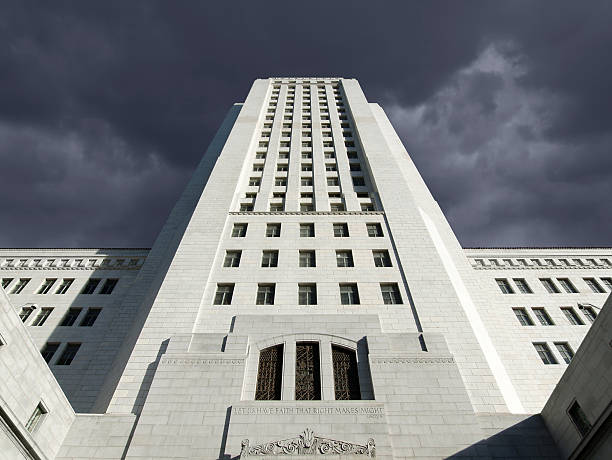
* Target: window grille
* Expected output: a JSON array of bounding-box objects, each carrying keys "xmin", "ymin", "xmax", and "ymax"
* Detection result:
[
  {"xmin": 255, "ymin": 345, "xmax": 283, "ymax": 400},
  {"xmin": 295, "ymin": 342, "xmax": 321, "ymax": 400},
  {"xmin": 332, "ymin": 346, "xmax": 361, "ymax": 400}
]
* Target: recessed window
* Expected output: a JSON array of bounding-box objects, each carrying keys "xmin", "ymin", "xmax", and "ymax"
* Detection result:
[
  {"xmin": 327, "ymin": 177, "xmax": 339, "ymax": 186},
  {"xmin": 558, "ymin": 278, "xmax": 578, "ymax": 293},
  {"xmin": 25, "ymin": 403, "xmax": 48, "ymax": 432},
  {"xmin": 241, "ymin": 203, "xmax": 254, "ymax": 211},
  {"xmin": 19, "ymin": 306, "xmax": 35, "ymax": 322},
  {"xmin": 300, "ymin": 223, "xmax": 314, "ymax": 237},
  {"xmin": 372, "ymin": 250, "xmax": 392, "ymax": 267},
  {"xmin": 584, "ymin": 278, "xmax": 605, "ymax": 293},
  {"xmin": 223, "ymin": 251, "xmax": 241, "ymax": 268},
  {"xmin": 561, "ymin": 307, "xmax": 584, "ymax": 325},
  {"xmin": 60, "ymin": 308, "xmax": 82, "ymax": 326},
  {"xmin": 37, "ymin": 279, "xmax": 57, "ymax": 294},
  {"xmin": 275, "ymin": 177, "xmax": 287, "ymax": 186},
  {"xmin": 31, "ymin": 308, "xmax": 53, "ymax": 327},
  {"xmin": 301, "ymin": 177, "xmax": 313, "ymax": 186},
  {"xmin": 299, "ymin": 250, "xmax": 316, "ymax": 267},
  {"xmin": 55, "ymin": 279, "xmax": 74, "ymax": 295},
  {"xmin": 79, "ymin": 308, "xmax": 101, "ymax": 327},
  {"xmin": 330, "ymin": 203, "xmax": 345, "ymax": 212},
  {"xmin": 253, "ymin": 164, "xmax": 264, "ymax": 172},
  {"xmin": 301, "ymin": 152, "xmax": 312, "ymax": 159},
  {"xmin": 340, "ymin": 284, "xmax": 360, "ymax": 305},
  {"xmin": 295, "ymin": 342, "xmax": 321, "ymax": 400},
  {"xmin": 579, "ymin": 305, "xmax": 597, "ymax": 323},
  {"xmin": 298, "ymin": 284, "xmax": 317, "ymax": 305},
  {"xmin": 255, "ymin": 153, "xmax": 266, "ymax": 159},
  {"xmin": 380, "ymin": 283, "xmax": 402, "ymax": 304},
  {"xmin": 56, "ymin": 343, "xmax": 81, "ymax": 365},
  {"xmin": 540, "ymin": 278, "xmax": 560, "ymax": 294},
  {"xmin": 276, "ymin": 165, "xmax": 288, "ymax": 172},
  {"xmin": 332, "ymin": 346, "xmax": 361, "ymax": 400},
  {"xmin": 214, "ymin": 284, "xmax": 234, "ymax": 305},
  {"xmin": 81, "ymin": 278, "xmax": 101, "ymax": 295},
  {"xmin": 325, "ymin": 164, "xmax": 337, "ymax": 172},
  {"xmin": 99, "ymin": 279, "xmax": 118, "ymax": 295},
  {"xmin": 360, "ymin": 203, "xmax": 375, "ymax": 211},
  {"xmin": 333, "ymin": 223, "xmax": 349, "ymax": 237},
  {"xmin": 568, "ymin": 401, "xmax": 592, "ymax": 437},
  {"xmin": 347, "ymin": 151, "xmax": 358, "ymax": 159},
  {"xmin": 336, "ymin": 250, "xmax": 354, "ymax": 267},
  {"xmin": 349, "ymin": 163, "xmax": 361, "ymax": 172},
  {"xmin": 255, "ymin": 345, "xmax": 283, "ymax": 400},
  {"xmin": 554, "ymin": 342, "xmax": 574, "ymax": 364},
  {"xmin": 367, "ymin": 223, "xmax": 383, "ymax": 237},
  {"xmin": 261, "ymin": 250, "xmax": 279, "ymax": 268},
  {"xmin": 513, "ymin": 278, "xmax": 532, "ymax": 294},
  {"xmin": 11, "ymin": 278, "xmax": 30, "ymax": 294},
  {"xmin": 41, "ymin": 342, "xmax": 60, "ymax": 363},
  {"xmin": 601, "ymin": 277, "xmax": 612, "ymax": 291},
  {"xmin": 301, "ymin": 164, "xmax": 312, "ymax": 172},
  {"xmin": 256, "ymin": 284, "xmax": 275, "ymax": 305},
  {"xmin": 266, "ymin": 223, "xmax": 281, "ymax": 237},
  {"xmin": 496, "ymin": 279, "xmax": 514, "ymax": 294},
  {"xmin": 1, "ymin": 278, "xmax": 13, "ymax": 289},
  {"xmin": 533, "ymin": 342, "xmax": 557, "ymax": 364},
  {"xmin": 512, "ymin": 308, "xmax": 534, "ymax": 326},
  {"xmin": 232, "ymin": 223, "xmax": 247, "ymax": 237},
  {"xmin": 300, "ymin": 203, "xmax": 314, "ymax": 212},
  {"xmin": 532, "ymin": 307, "xmax": 554, "ymax": 325}
]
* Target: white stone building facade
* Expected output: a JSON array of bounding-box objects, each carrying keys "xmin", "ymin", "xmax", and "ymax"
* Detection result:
[{"xmin": 0, "ymin": 77, "xmax": 610, "ymax": 459}]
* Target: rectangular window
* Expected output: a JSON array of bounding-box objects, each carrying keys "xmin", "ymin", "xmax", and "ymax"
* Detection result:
[
  {"xmin": 1, "ymin": 278, "xmax": 13, "ymax": 289},
  {"xmin": 340, "ymin": 284, "xmax": 360, "ymax": 305},
  {"xmin": 300, "ymin": 223, "xmax": 314, "ymax": 237},
  {"xmin": 540, "ymin": 278, "xmax": 560, "ymax": 294},
  {"xmin": 232, "ymin": 223, "xmax": 247, "ymax": 237},
  {"xmin": 80, "ymin": 278, "xmax": 100, "ymax": 295},
  {"xmin": 579, "ymin": 305, "xmax": 597, "ymax": 323},
  {"xmin": 261, "ymin": 250, "xmax": 279, "ymax": 268},
  {"xmin": 299, "ymin": 250, "xmax": 316, "ymax": 267},
  {"xmin": 558, "ymin": 278, "xmax": 578, "ymax": 293},
  {"xmin": 79, "ymin": 308, "xmax": 101, "ymax": 327},
  {"xmin": 301, "ymin": 177, "xmax": 313, "ymax": 186},
  {"xmin": 373, "ymin": 250, "xmax": 392, "ymax": 267},
  {"xmin": 55, "ymin": 279, "xmax": 74, "ymax": 295},
  {"xmin": 276, "ymin": 165, "xmax": 288, "ymax": 172},
  {"xmin": 253, "ymin": 165, "xmax": 264, "ymax": 172},
  {"xmin": 241, "ymin": 203, "xmax": 254, "ymax": 211},
  {"xmin": 37, "ymin": 278, "xmax": 57, "ymax": 294},
  {"xmin": 561, "ymin": 307, "xmax": 584, "ymax": 325},
  {"xmin": 496, "ymin": 278, "xmax": 514, "ymax": 294},
  {"xmin": 336, "ymin": 250, "xmax": 354, "ymax": 267},
  {"xmin": 512, "ymin": 308, "xmax": 534, "ymax": 326},
  {"xmin": 248, "ymin": 177, "xmax": 261, "ymax": 186},
  {"xmin": 31, "ymin": 308, "xmax": 53, "ymax": 327},
  {"xmin": 554, "ymin": 342, "xmax": 574, "ymax": 364},
  {"xmin": 301, "ymin": 164, "xmax": 312, "ymax": 172},
  {"xmin": 360, "ymin": 203, "xmax": 374, "ymax": 211},
  {"xmin": 584, "ymin": 278, "xmax": 605, "ymax": 293},
  {"xmin": 568, "ymin": 401, "xmax": 592, "ymax": 437},
  {"xmin": 367, "ymin": 223, "xmax": 383, "ymax": 237},
  {"xmin": 330, "ymin": 203, "xmax": 345, "ymax": 211},
  {"xmin": 99, "ymin": 279, "xmax": 118, "ymax": 295},
  {"xmin": 56, "ymin": 343, "xmax": 81, "ymax": 365},
  {"xmin": 223, "ymin": 251, "xmax": 241, "ymax": 267},
  {"xmin": 11, "ymin": 278, "xmax": 30, "ymax": 294},
  {"xmin": 601, "ymin": 277, "xmax": 612, "ymax": 291},
  {"xmin": 352, "ymin": 176, "xmax": 365, "ymax": 187},
  {"xmin": 533, "ymin": 342, "xmax": 557, "ymax": 364},
  {"xmin": 60, "ymin": 308, "xmax": 82, "ymax": 326},
  {"xmin": 325, "ymin": 164, "xmax": 337, "ymax": 172},
  {"xmin": 256, "ymin": 284, "xmax": 275, "ymax": 305},
  {"xmin": 513, "ymin": 278, "xmax": 533, "ymax": 294},
  {"xmin": 327, "ymin": 177, "xmax": 339, "ymax": 186},
  {"xmin": 266, "ymin": 223, "xmax": 281, "ymax": 237},
  {"xmin": 214, "ymin": 284, "xmax": 234, "ymax": 305},
  {"xmin": 532, "ymin": 307, "xmax": 554, "ymax": 325},
  {"xmin": 300, "ymin": 203, "xmax": 314, "ymax": 212},
  {"xmin": 381, "ymin": 283, "xmax": 402, "ymax": 304},
  {"xmin": 301, "ymin": 152, "xmax": 312, "ymax": 159},
  {"xmin": 19, "ymin": 306, "xmax": 35, "ymax": 322},
  {"xmin": 274, "ymin": 177, "xmax": 287, "ymax": 186},
  {"xmin": 298, "ymin": 284, "xmax": 317, "ymax": 305},
  {"xmin": 333, "ymin": 223, "xmax": 349, "ymax": 237},
  {"xmin": 41, "ymin": 342, "xmax": 60, "ymax": 363},
  {"xmin": 25, "ymin": 403, "xmax": 48, "ymax": 432}
]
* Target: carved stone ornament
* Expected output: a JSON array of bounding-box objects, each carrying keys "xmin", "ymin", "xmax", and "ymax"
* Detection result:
[{"xmin": 240, "ymin": 428, "xmax": 375, "ymax": 457}]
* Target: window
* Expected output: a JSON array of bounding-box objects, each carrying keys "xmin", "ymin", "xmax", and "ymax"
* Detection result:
[
  {"xmin": 81, "ymin": 278, "xmax": 101, "ymax": 295},
  {"xmin": 37, "ymin": 279, "xmax": 57, "ymax": 294},
  {"xmin": 266, "ymin": 223, "xmax": 281, "ymax": 237},
  {"xmin": 300, "ymin": 223, "xmax": 314, "ymax": 237},
  {"xmin": 41, "ymin": 342, "xmax": 60, "ymax": 363},
  {"xmin": 60, "ymin": 308, "xmax": 82, "ymax": 326},
  {"xmin": 601, "ymin": 277, "xmax": 612, "ymax": 291},
  {"xmin": 11, "ymin": 278, "xmax": 30, "ymax": 294},
  {"xmin": 276, "ymin": 165, "xmax": 288, "ymax": 172},
  {"xmin": 301, "ymin": 152, "xmax": 312, "ymax": 159},
  {"xmin": 223, "ymin": 251, "xmax": 241, "ymax": 267},
  {"xmin": 496, "ymin": 279, "xmax": 514, "ymax": 294},
  {"xmin": 513, "ymin": 278, "xmax": 532, "ymax": 294},
  {"xmin": 1, "ymin": 278, "xmax": 12, "ymax": 289},
  {"xmin": 333, "ymin": 223, "xmax": 349, "ymax": 237},
  {"xmin": 255, "ymin": 345, "xmax": 283, "ymax": 400},
  {"xmin": 261, "ymin": 250, "xmax": 279, "ymax": 268},
  {"xmin": 99, "ymin": 279, "xmax": 118, "ymax": 295},
  {"xmin": 373, "ymin": 250, "xmax": 392, "ymax": 267},
  {"xmin": 25, "ymin": 403, "xmax": 48, "ymax": 432},
  {"xmin": 336, "ymin": 250, "xmax": 354, "ymax": 267},
  {"xmin": 248, "ymin": 177, "xmax": 261, "ymax": 186},
  {"xmin": 330, "ymin": 203, "xmax": 345, "ymax": 211},
  {"xmin": 56, "ymin": 343, "xmax": 81, "ymax": 365},
  {"xmin": 340, "ymin": 284, "xmax": 359, "ymax": 304},
  {"xmin": 327, "ymin": 177, "xmax": 339, "ymax": 186},
  {"xmin": 253, "ymin": 164, "xmax": 264, "ymax": 172},
  {"xmin": 301, "ymin": 164, "xmax": 312, "ymax": 172},
  {"xmin": 324, "ymin": 152, "xmax": 335, "ymax": 159},
  {"xmin": 245, "ymin": 192, "xmax": 257, "ymax": 199},
  {"xmin": 332, "ymin": 346, "xmax": 361, "ymax": 400},
  {"xmin": 300, "ymin": 203, "xmax": 314, "ymax": 212},
  {"xmin": 360, "ymin": 203, "xmax": 374, "ymax": 211},
  {"xmin": 568, "ymin": 401, "xmax": 592, "ymax": 437},
  {"xmin": 533, "ymin": 343, "xmax": 557, "ymax": 364},
  {"xmin": 295, "ymin": 342, "xmax": 321, "ymax": 400},
  {"xmin": 214, "ymin": 284, "xmax": 234, "ymax": 305},
  {"xmin": 381, "ymin": 283, "xmax": 402, "ymax": 304},
  {"xmin": 31, "ymin": 308, "xmax": 53, "ymax": 327},
  {"xmin": 241, "ymin": 203, "xmax": 254, "ymax": 211},
  {"xmin": 301, "ymin": 177, "xmax": 313, "ymax": 186},
  {"xmin": 540, "ymin": 278, "xmax": 560, "ymax": 294},
  {"xmin": 275, "ymin": 177, "xmax": 287, "ymax": 186},
  {"xmin": 232, "ymin": 223, "xmax": 248, "ymax": 237},
  {"xmin": 19, "ymin": 306, "xmax": 35, "ymax": 322},
  {"xmin": 532, "ymin": 308, "xmax": 554, "ymax": 325},
  {"xmin": 298, "ymin": 284, "xmax": 317, "ymax": 305},
  {"xmin": 554, "ymin": 342, "xmax": 574, "ymax": 364},
  {"xmin": 561, "ymin": 307, "xmax": 584, "ymax": 325},
  {"xmin": 367, "ymin": 223, "xmax": 383, "ymax": 237},
  {"xmin": 347, "ymin": 151, "xmax": 358, "ymax": 159},
  {"xmin": 256, "ymin": 284, "xmax": 275, "ymax": 305},
  {"xmin": 512, "ymin": 308, "xmax": 534, "ymax": 326},
  {"xmin": 558, "ymin": 278, "xmax": 578, "ymax": 293},
  {"xmin": 325, "ymin": 164, "xmax": 337, "ymax": 172},
  {"xmin": 55, "ymin": 279, "xmax": 74, "ymax": 295},
  {"xmin": 580, "ymin": 305, "xmax": 597, "ymax": 323},
  {"xmin": 584, "ymin": 278, "xmax": 605, "ymax": 293}
]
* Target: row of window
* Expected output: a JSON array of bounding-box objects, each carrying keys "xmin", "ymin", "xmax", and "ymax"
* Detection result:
[
  {"xmin": 19, "ymin": 306, "xmax": 102, "ymax": 327},
  {"xmin": 264, "ymin": 112, "xmax": 349, "ymax": 123},
  {"xmin": 213, "ymin": 282, "xmax": 402, "ymax": 306},
  {"xmin": 0, "ymin": 257, "xmax": 140, "ymax": 269},
  {"xmin": 41, "ymin": 342, "xmax": 81, "ymax": 365},
  {"xmin": 223, "ymin": 249, "xmax": 392, "ymax": 268},
  {"xmin": 231, "ymin": 222, "xmax": 383, "ymax": 238},
  {"xmin": 512, "ymin": 305, "xmax": 597, "ymax": 326},
  {"xmin": 496, "ymin": 277, "xmax": 612, "ymax": 294},
  {"xmin": 533, "ymin": 342, "xmax": 574, "ymax": 365},
  {"xmin": 240, "ymin": 201, "xmax": 374, "ymax": 212},
  {"xmin": 1, "ymin": 277, "xmax": 118, "ymax": 295}
]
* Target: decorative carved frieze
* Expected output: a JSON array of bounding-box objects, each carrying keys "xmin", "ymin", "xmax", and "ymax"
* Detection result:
[
  {"xmin": 370, "ymin": 357, "xmax": 454, "ymax": 365},
  {"xmin": 160, "ymin": 358, "xmax": 244, "ymax": 366},
  {"xmin": 229, "ymin": 211, "xmax": 384, "ymax": 216}
]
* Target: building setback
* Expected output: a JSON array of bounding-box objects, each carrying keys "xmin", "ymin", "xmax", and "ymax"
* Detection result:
[{"xmin": 0, "ymin": 77, "xmax": 610, "ymax": 459}]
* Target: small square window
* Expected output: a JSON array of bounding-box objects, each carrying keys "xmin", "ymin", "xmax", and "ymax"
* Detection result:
[
  {"xmin": 223, "ymin": 251, "xmax": 242, "ymax": 268},
  {"xmin": 327, "ymin": 177, "xmax": 339, "ymax": 186},
  {"xmin": 533, "ymin": 342, "xmax": 557, "ymax": 365},
  {"xmin": 261, "ymin": 250, "xmax": 279, "ymax": 268},
  {"xmin": 380, "ymin": 283, "xmax": 402, "ymax": 304},
  {"xmin": 360, "ymin": 203, "xmax": 374, "ymax": 211},
  {"xmin": 269, "ymin": 203, "xmax": 284, "ymax": 211},
  {"xmin": 99, "ymin": 279, "xmax": 118, "ymax": 295},
  {"xmin": 298, "ymin": 284, "xmax": 317, "ymax": 305},
  {"xmin": 340, "ymin": 284, "xmax": 360, "ymax": 305},
  {"xmin": 256, "ymin": 284, "xmax": 275, "ymax": 305},
  {"xmin": 300, "ymin": 223, "xmax": 315, "ymax": 237},
  {"xmin": 300, "ymin": 203, "xmax": 314, "ymax": 212},
  {"xmin": 325, "ymin": 164, "xmax": 337, "ymax": 172},
  {"xmin": 299, "ymin": 250, "xmax": 316, "ymax": 267},
  {"xmin": 240, "ymin": 204, "xmax": 254, "ymax": 211},
  {"xmin": 214, "ymin": 284, "xmax": 234, "ymax": 305},
  {"xmin": 333, "ymin": 223, "xmax": 349, "ymax": 237},
  {"xmin": 275, "ymin": 177, "xmax": 287, "ymax": 186},
  {"xmin": 266, "ymin": 223, "xmax": 281, "ymax": 237},
  {"xmin": 336, "ymin": 250, "xmax": 354, "ymax": 268},
  {"xmin": 330, "ymin": 203, "xmax": 345, "ymax": 211},
  {"xmin": 301, "ymin": 177, "xmax": 313, "ymax": 186},
  {"xmin": 249, "ymin": 177, "xmax": 261, "ymax": 186},
  {"xmin": 372, "ymin": 250, "xmax": 392, "ymax": 267},
  {"xmin": 232, "ymin": 223, "xmax": 247, "ymax": 237},
  {"xmin": 367, "ymin": 223, "xmax": 383, "ymax": 237}
]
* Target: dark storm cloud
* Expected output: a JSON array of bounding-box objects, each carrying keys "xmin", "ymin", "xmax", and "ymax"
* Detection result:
[{"xmin": 0, "ymin": 0, "xmax": 611, "ymax": 247}]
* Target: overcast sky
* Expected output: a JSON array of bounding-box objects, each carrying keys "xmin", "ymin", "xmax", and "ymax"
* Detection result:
[{"xmin": 1, "ymin": 1, "xmax": 611, "ymax": 248}]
